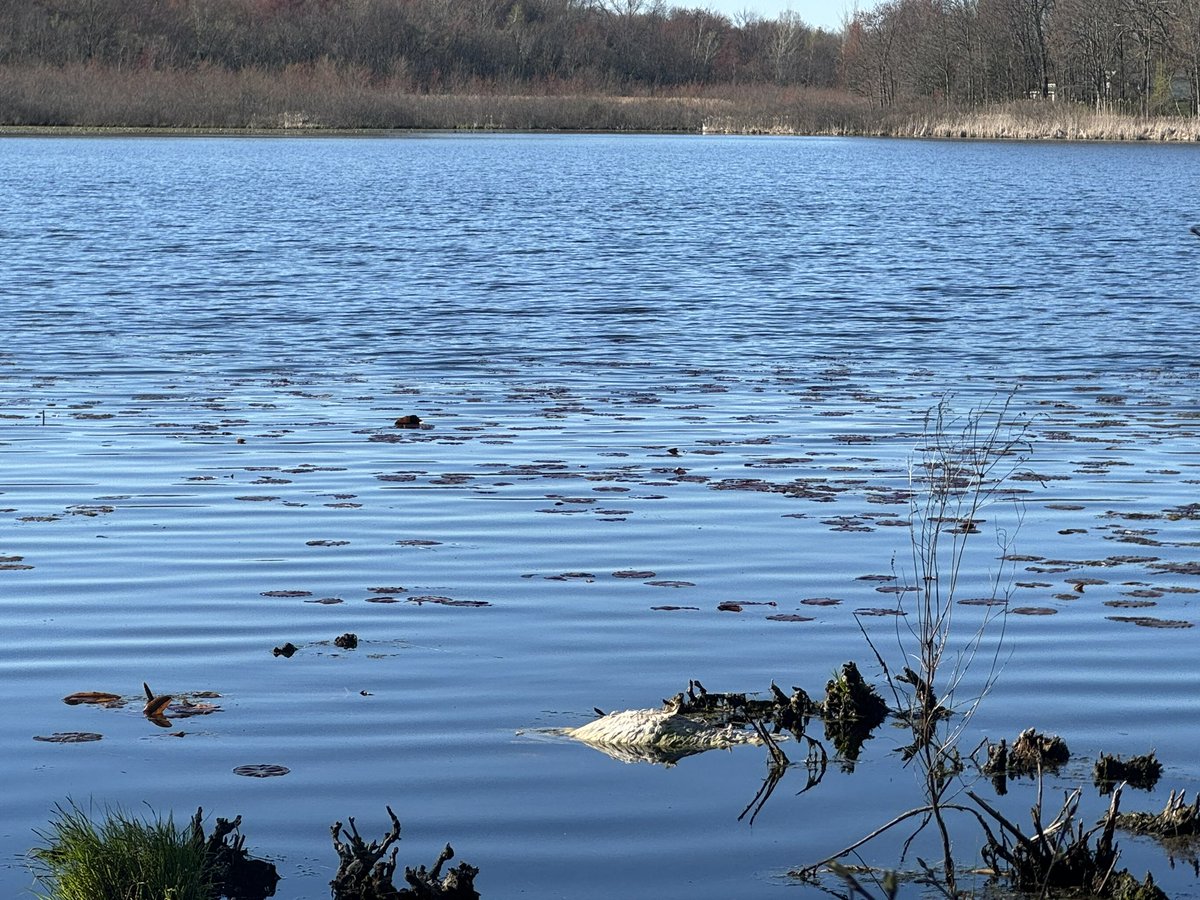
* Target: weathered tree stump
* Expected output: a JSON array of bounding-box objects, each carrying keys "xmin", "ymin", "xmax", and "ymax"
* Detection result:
[
  {"xmin": 189, "ymin": 809, "xmax": 279, "ymax": 900},
  {"xmin": 330, "ymin": 807, "xmax": 479, "ymax": 900}
]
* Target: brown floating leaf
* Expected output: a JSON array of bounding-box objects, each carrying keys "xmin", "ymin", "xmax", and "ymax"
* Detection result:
[
  {"xmin": 766, "ymin": 614, "xmax": 815, "ymax": 622},
  {"xmin": 233, "ymin": 764, "xmax": 290, "ymax": 778},
  {"xmin": 1106, "ymin": 616, "xmax": 1193, "ymax": 629},
  {"xmin": 142, "ymin": 682, "xmax": 172, "ymax": 717},
  {"xmin": 801, "ymin": 597, "xmax": 842, "ymax": 606},
  {"xmin": 1012, "ymin": 607, "xmax": 1058, "ymax": 616},
  {"xmin": 613, "ymin": 570, "xmax": 656, "ymax": 579},
  {"xmin": 34, "ymin": 732, "xmax": 103, "ymax": 743},
  {"xmin": 717, "ymin": 602, "xmax": 743, "ymax": 612},
  {"xmin": 62, "ymin": 692, "xmax": 123, "ymax": 706}
]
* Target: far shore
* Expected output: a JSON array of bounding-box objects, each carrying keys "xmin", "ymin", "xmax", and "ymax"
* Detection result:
[{"xmin": 5, "ymin": 100, "xmax": 1200, "ymax": 143}]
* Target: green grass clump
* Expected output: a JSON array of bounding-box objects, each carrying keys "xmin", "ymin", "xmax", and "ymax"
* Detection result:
[{"xmin": 32, "ymin": 803, "xmax": 213, "ymax": 900}]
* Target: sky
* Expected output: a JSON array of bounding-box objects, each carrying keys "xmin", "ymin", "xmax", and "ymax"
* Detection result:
[{"xmin": 685, "ymin": 0, "xmax": 865, "ymax": 31}]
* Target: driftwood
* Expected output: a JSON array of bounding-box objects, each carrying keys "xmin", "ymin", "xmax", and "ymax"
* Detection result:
[
  {"xmin": 188, "ymin": 809, "xmax": 279, "ymax": 900},
  {"xmin": 330, "ymin": 807, "xmax": 479, "ymax": 900},
  {"xmin": 1117, "ymin": 789, "xmax": 1200, "ymax": 838},
  {"xmin": 969, "ymin": 784, "xmax": 1166, "ymax": 898}
]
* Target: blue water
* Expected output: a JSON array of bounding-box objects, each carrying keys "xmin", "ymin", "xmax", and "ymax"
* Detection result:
[{"xmin": 1, "ymin": 133, "xmax": 1199, "ymax": 898}]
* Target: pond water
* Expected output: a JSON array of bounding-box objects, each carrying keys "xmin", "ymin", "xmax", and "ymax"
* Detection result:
[{"xmin": 1, "ymin": 133, "xmax": 1199, "ymax": 899}]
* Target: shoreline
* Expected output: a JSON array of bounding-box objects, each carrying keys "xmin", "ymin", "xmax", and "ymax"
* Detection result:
[{"xmin": 5, "ymin": 110, "xmax": 1200, "ymax": 143}]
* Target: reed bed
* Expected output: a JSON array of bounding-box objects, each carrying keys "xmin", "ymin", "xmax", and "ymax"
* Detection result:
[{"xmin": 3, "ymin": 64, "xmax": 1198, "ymax": 140}]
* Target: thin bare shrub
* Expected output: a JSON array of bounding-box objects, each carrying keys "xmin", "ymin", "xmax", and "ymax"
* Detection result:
[{"xmin": 799, "ymin": 393, "xmax": 1031, "ymax": 895}]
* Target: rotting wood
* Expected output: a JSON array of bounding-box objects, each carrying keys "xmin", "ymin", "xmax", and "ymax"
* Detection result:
[{"xmin": 330, "ymin": 806, "xmax": 479, "ymax": 900}]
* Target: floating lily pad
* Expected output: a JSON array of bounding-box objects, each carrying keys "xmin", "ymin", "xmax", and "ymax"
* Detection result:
[
  {"xmin": 261, "ymin": 590, "xmax": 312, "ymax": 598},
  {"xmin": 407, "ymin": 596, "xmax": 492, "ymax": 607},
  {"xmin": 305, "ymin": 597, "xmax": 344, "ymax": 604},
  {"xmin": 717, "ymin": 602, "xmax": 743, "ymax": 612},
  {"xmin": 168, "ymin": 701, "xmax": 221, "ymax": 718},
  {"xmin": 1106, "ymin": 616, "xmax": 1192, "ymax": 629},
  {"xmin": 613, "ymin": 570, "xmax": 656, "ymax": 579},
  {"xmin": 766, "ymin": 614, "xmax": 815, "ymax": 622},
  {"xmin": 855, "ymin": 608, "xmax": 906, "ymax": 617},
  {"xmin": 233, "ymin": 764, "xmax": 290, "ymax": 778},
  {"xmin": 395, "ymin": 539, "xmax": 442, "ymax": 547},
  {"xmin": 1012, "ymin": 607, "xmax": 1058, "ymax": 616},
  {"xmin": 801, "ymin": 597, "xmax": 842, "ymax": 606},
  {"xmin": 1104, "ymin": 599, "xmax": 1157, "ymax": 609},
  {"xmin": 651, "ymin": 605, "xmax": 699, "ymax": 611},
  {"xmin": 644, "ymin": 580, "xmax": 695, "ymax": 588},
  {"xmin": 34, "ymin": 732, "xmax": 102, "ymax": 743},
  {"xmin": 306, "ymin": 540, "xmax": 349, "ymax": 547},
  {"xmin": 958, "ymin": 598, "xmax": 1007, "ymax": 607}
]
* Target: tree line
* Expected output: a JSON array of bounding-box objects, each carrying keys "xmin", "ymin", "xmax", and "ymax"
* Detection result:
[
  {"xmin": 0, "ymin": 0, "xmax": 1197, "ymax": 121},
  {"xmin": 842, "ymin": 0, "xmax": 1200, "ymax": 114}
]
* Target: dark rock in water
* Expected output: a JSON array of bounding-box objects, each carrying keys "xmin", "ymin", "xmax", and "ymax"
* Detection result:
[{"xmin": 272, "ymin": 642, "xmax": 298, "ymax": 658}]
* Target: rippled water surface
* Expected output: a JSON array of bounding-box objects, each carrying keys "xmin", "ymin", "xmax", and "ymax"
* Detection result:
[{"xmin": 2, "ymin": 134, "xmax": 1199, "ymax": 898}]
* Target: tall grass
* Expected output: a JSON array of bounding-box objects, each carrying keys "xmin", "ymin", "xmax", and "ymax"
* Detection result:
[{"xmin": 31, "ymin": 803, "xmax": 212, "ymax": 900}]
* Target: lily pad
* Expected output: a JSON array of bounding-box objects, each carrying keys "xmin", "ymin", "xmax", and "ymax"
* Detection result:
[
  {"xmin": 233, "ymin": 764, "xmax": 290, "ymax": 778},
  {"xmin": 34, "ymin": 732, "xmax": 103, "ymax": 743},
  {"xmin": 1106, "ymin": 616, "xmax": 1193, "ymax": 629}
]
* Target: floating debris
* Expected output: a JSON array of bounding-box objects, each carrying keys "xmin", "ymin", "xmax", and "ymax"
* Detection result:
[
  {"xmin": 334, "ymin": 633, "xmax": 359, "ymax": 649},
  {"xmin": 62, "ymin": 691, "xmax": 123, "ymax": 707},
  {"xmin": 272, "ymin": 642, "xmax": 299, "ymax": 658}
]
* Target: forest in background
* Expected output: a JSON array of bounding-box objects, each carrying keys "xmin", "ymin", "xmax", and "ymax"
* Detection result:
[{"xmin": 1, "ymin": 0, "xmax": 1198, "ymax": 133}]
